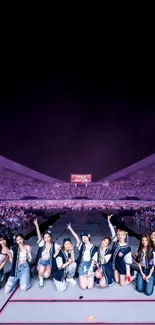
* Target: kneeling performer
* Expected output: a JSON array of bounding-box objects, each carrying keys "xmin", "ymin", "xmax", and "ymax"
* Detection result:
[{"xmin": 52, "ymin": 238, "xmax": 76, "ymax": 292}]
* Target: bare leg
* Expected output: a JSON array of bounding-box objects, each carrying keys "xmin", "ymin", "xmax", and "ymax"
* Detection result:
[
  {"xmin": 120, "ymin": 274, "xmax": 135, "ymax": 286},
  {"xmin": 119, "ymin": 274, "xmax": 127, "ymax": 286},
  {"xmin": 87, "ymin": 276, "xmax": 94, "ymax": 289},
  {"xmin": 37, "ymin": 265, "xmax": 45, "ymax": 276},
  {"xmin": 100, "ymin": 276, "xmax": 107, "ymax": 288},
  {"xmin": 44, "ymin": 266, "xmax": 52, "ymax": 279},
  {"xmin": 79, "ymin": 275, "xmax": 88, "ymax": 290},
  {"xmin": 114, "ymin": 270, "xmax": 120, "ymax": 283}
]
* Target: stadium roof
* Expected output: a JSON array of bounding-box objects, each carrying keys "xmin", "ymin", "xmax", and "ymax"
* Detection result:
[
  {"xmin": 0, "ymin": 155, "xmax": 62, "ymax": 183},
  {"xmin": 101, "ymin": 153, "xmax": 155, "ymax": 182}
]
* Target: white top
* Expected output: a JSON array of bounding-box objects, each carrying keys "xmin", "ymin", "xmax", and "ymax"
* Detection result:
[
  {"xmin": 42, "ymin": 248, "xmax": 50, "ymax": 259},
  {"xmin": 141, "ymin": 251, "xmax": 146, "ymax": 265},
  {"xmin": 139, "ymin": 251, "xmax": 155, "ymax": 266},
  {"xmin": 37, "ymin": 238, "xmax": 60, "ymax": 258},
  {"xmin": 99, "ymin": 249, "xmax": 111, "ymax": 264},
  {"xmin": 10, "ymin": 249, "xmax": 32, "ymax": 263},
  {"xmin": 124, "ymin": 251, "xmax": 132, "ymax": 275},
  {"xmin": 77, "ymin": 243, "xmax": 98, "ymax": 262},
  {"xmin": 19, "ymin": 251, "xmax": 27, "ymax": 261}
]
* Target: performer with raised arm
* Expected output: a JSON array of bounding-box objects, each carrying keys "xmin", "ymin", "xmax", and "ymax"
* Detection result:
[
  {"xmin": 136, "ymin": 235, "xmax": 154, "ymax": 295},
  {"xmin": 108, "ymin": 217, "xmax": 133, "ymax": 286},
  {"xmin": 52, "ymin": 238, "xmax": 76, "ymax": 292},
  {"xmin": 95, "ymin": 215, "xmax": 114, "ymax": 287},
  {"xmin": 33, "ymin": 218, "xmax": 60, "ymax": 288},
  {"xmin": 67, "ymin": 223, "xmax": 98, "ymax": 290},
  {"xmin": 4, "ymin": 234, "xmax": 32, "ymax": 293}
]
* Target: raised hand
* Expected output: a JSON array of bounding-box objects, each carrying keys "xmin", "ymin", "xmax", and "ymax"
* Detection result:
[
  {"xmin": 33, "ymin": 218, "xmax": 38, "ymax": 226},
  {"xmin": 107, "ymin": 214, "xmax": 113, "ymax": 223},
  {"xmin": 67, "ymin": 223, "xmax": 72, "ymax": 231}
]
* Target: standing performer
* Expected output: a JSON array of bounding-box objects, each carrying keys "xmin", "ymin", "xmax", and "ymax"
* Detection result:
[
  {"xmin": 95, "ymin": 215, "xmax": 114, "ymax": 287},
  {"xmin": 33, "ymin": 218, "xmax": 60, "ymax": 288},
  {"xmin": 149, "ymin": 231, "xmax": 155, "ymax": 285},
  {"xmin": 4, "ymin": 234, "xmax": 32, "ymax": 293},
  {"xmin": 136, "ymin": 234, "xmax": 154, "ymax": 295},
  {"xmin": 0, "ymin": 235, "xmax": 12, "ymax": 285},
  {"xmin": 52, "ymin": 238, "xmax": 76, "ymax": 292},
  {"xmin": 67, "ymin": 223, "xmax": 98, "ymax": 290},
  {"xmin": 109, "ymin": 220, "xmax": 133, "ymax": 286}
]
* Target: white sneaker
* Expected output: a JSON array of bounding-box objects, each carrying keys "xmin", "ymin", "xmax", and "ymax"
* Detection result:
[
  {"xmin": 132, "ymin": 271, "xmax": 137, "ymax": 281},
  {"xmin": 38, "ymin": 276, "xmax": 44, "ymax": 288},
  {"xmin": 66, "ymin": 278, "xmax": 76, "ymax": 284}
]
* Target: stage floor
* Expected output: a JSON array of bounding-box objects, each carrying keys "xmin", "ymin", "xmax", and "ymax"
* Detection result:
[
  {"xmin": 0, "ymin": 279, "xmax": 155, "ymax": 324},
  {"xmin": 0, "ymin": 210, "xmax": 154, "ymax": 324}
]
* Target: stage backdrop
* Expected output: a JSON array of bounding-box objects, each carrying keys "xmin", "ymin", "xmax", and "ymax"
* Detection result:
[{"xmin": 71, "ymin": 174, "xmax": 92, "ymax": 183}]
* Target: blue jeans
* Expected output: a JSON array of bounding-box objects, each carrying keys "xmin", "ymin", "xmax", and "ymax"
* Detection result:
[
  {"xmin": 136, "ymin": 270, "xmax": 154, "ymax": 296},
  {"xmin": 153, "ymin": 271, "xmax": 155, "ymax": 286},
  {"xmin": 6, "ymin": 262, "xmax": 31, "ymax": 292}
]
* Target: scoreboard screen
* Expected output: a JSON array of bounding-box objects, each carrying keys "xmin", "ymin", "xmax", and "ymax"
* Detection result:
[{"xmin": 71, "ymin": 174, "xmax": 92, "ymax": 183}]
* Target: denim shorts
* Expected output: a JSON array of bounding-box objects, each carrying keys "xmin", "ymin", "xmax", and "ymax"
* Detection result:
[
  {"xmin": 38, "ymin": 259, "xmax": 50, "ymax": 267},
  {"xmin": 6, "ymin": 262, "xmax": 31, "ymax": 292},
  {"xmin": 79, "ymin": 261, "xmax": 94, "ymax": 277}
]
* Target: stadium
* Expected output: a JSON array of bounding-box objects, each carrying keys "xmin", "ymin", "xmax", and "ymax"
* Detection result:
[{"xmin": 0, "ymin": 153, "xmax": 155, "ymax": 324}]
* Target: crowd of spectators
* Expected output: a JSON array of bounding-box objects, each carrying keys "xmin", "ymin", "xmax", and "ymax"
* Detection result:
[
  {"xmin": 132, "ymin": 208, "xmax": 155, "ymax": 233},
  {"xmin": 0, "ymin": 166, "xmax": 155, "ymax": 236},
  {"xmin": 0, "ymin": 205, "xmax": 36, "ymax": 239},
  {"xmin": 0, "ymin": 177, "xmax": 155, "ymax": 201},
  {"xmin": 0, "ymin": 199, "xmax": 155, "ymax": 237},
  {"xmin": 1, "ymin": 199, "xmax": 155, "ymax": 211}
]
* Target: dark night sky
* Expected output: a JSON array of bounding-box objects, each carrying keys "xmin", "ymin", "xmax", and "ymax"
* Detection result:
[{"xmin": 0, "ymin": 48, "xmax": 155, "ymax": 182}]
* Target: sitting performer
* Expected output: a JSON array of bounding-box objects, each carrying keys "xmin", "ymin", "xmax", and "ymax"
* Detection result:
[
  {"xmin": 4, "ymin": 234, "xmax": 32, "ymax": 293},
  {"xmin": 0, "ymin": 235, "xmax": 12, "ymax": 285},
  {"xmin": 67, "ymin": 223, "xmax": 98, "ymax": 290},
  {"xmin": 52, "ymin": 238, "xmax": 76, "ymax": 292},
  {"xmin": 150, "ymin": 231, "xmax": 155, "ymax": 285},
  {"xmin": 136, "ymin": 234, "xmax": 154, "ymax": 296},
  {"xmin": 34, "ymin": 218, "xmax": 60, "ymax": 288},
  {"xmin": 95, "ymin": 215, "xmax": 114, "ymax": 287},
  {"xmin": 109, "ymin": 220, "xmax": 133, "ymax": 286}
]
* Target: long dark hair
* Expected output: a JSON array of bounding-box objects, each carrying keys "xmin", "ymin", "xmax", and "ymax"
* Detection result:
[
  {"xmin": 150, "ymin": 231, "xmax": 155, "ymax": 249},
  {"xmin": 136, "ymin": 235, "xmax": 152, "ymax": 263},
  {"xmin": 0, "ymin": 235, "xmax": 10, "ymax": 252}
]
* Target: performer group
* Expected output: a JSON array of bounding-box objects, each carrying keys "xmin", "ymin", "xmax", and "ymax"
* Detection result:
[{"xmin": 0, "ymin": 215, "xmax": 155, "ymax": 296}]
